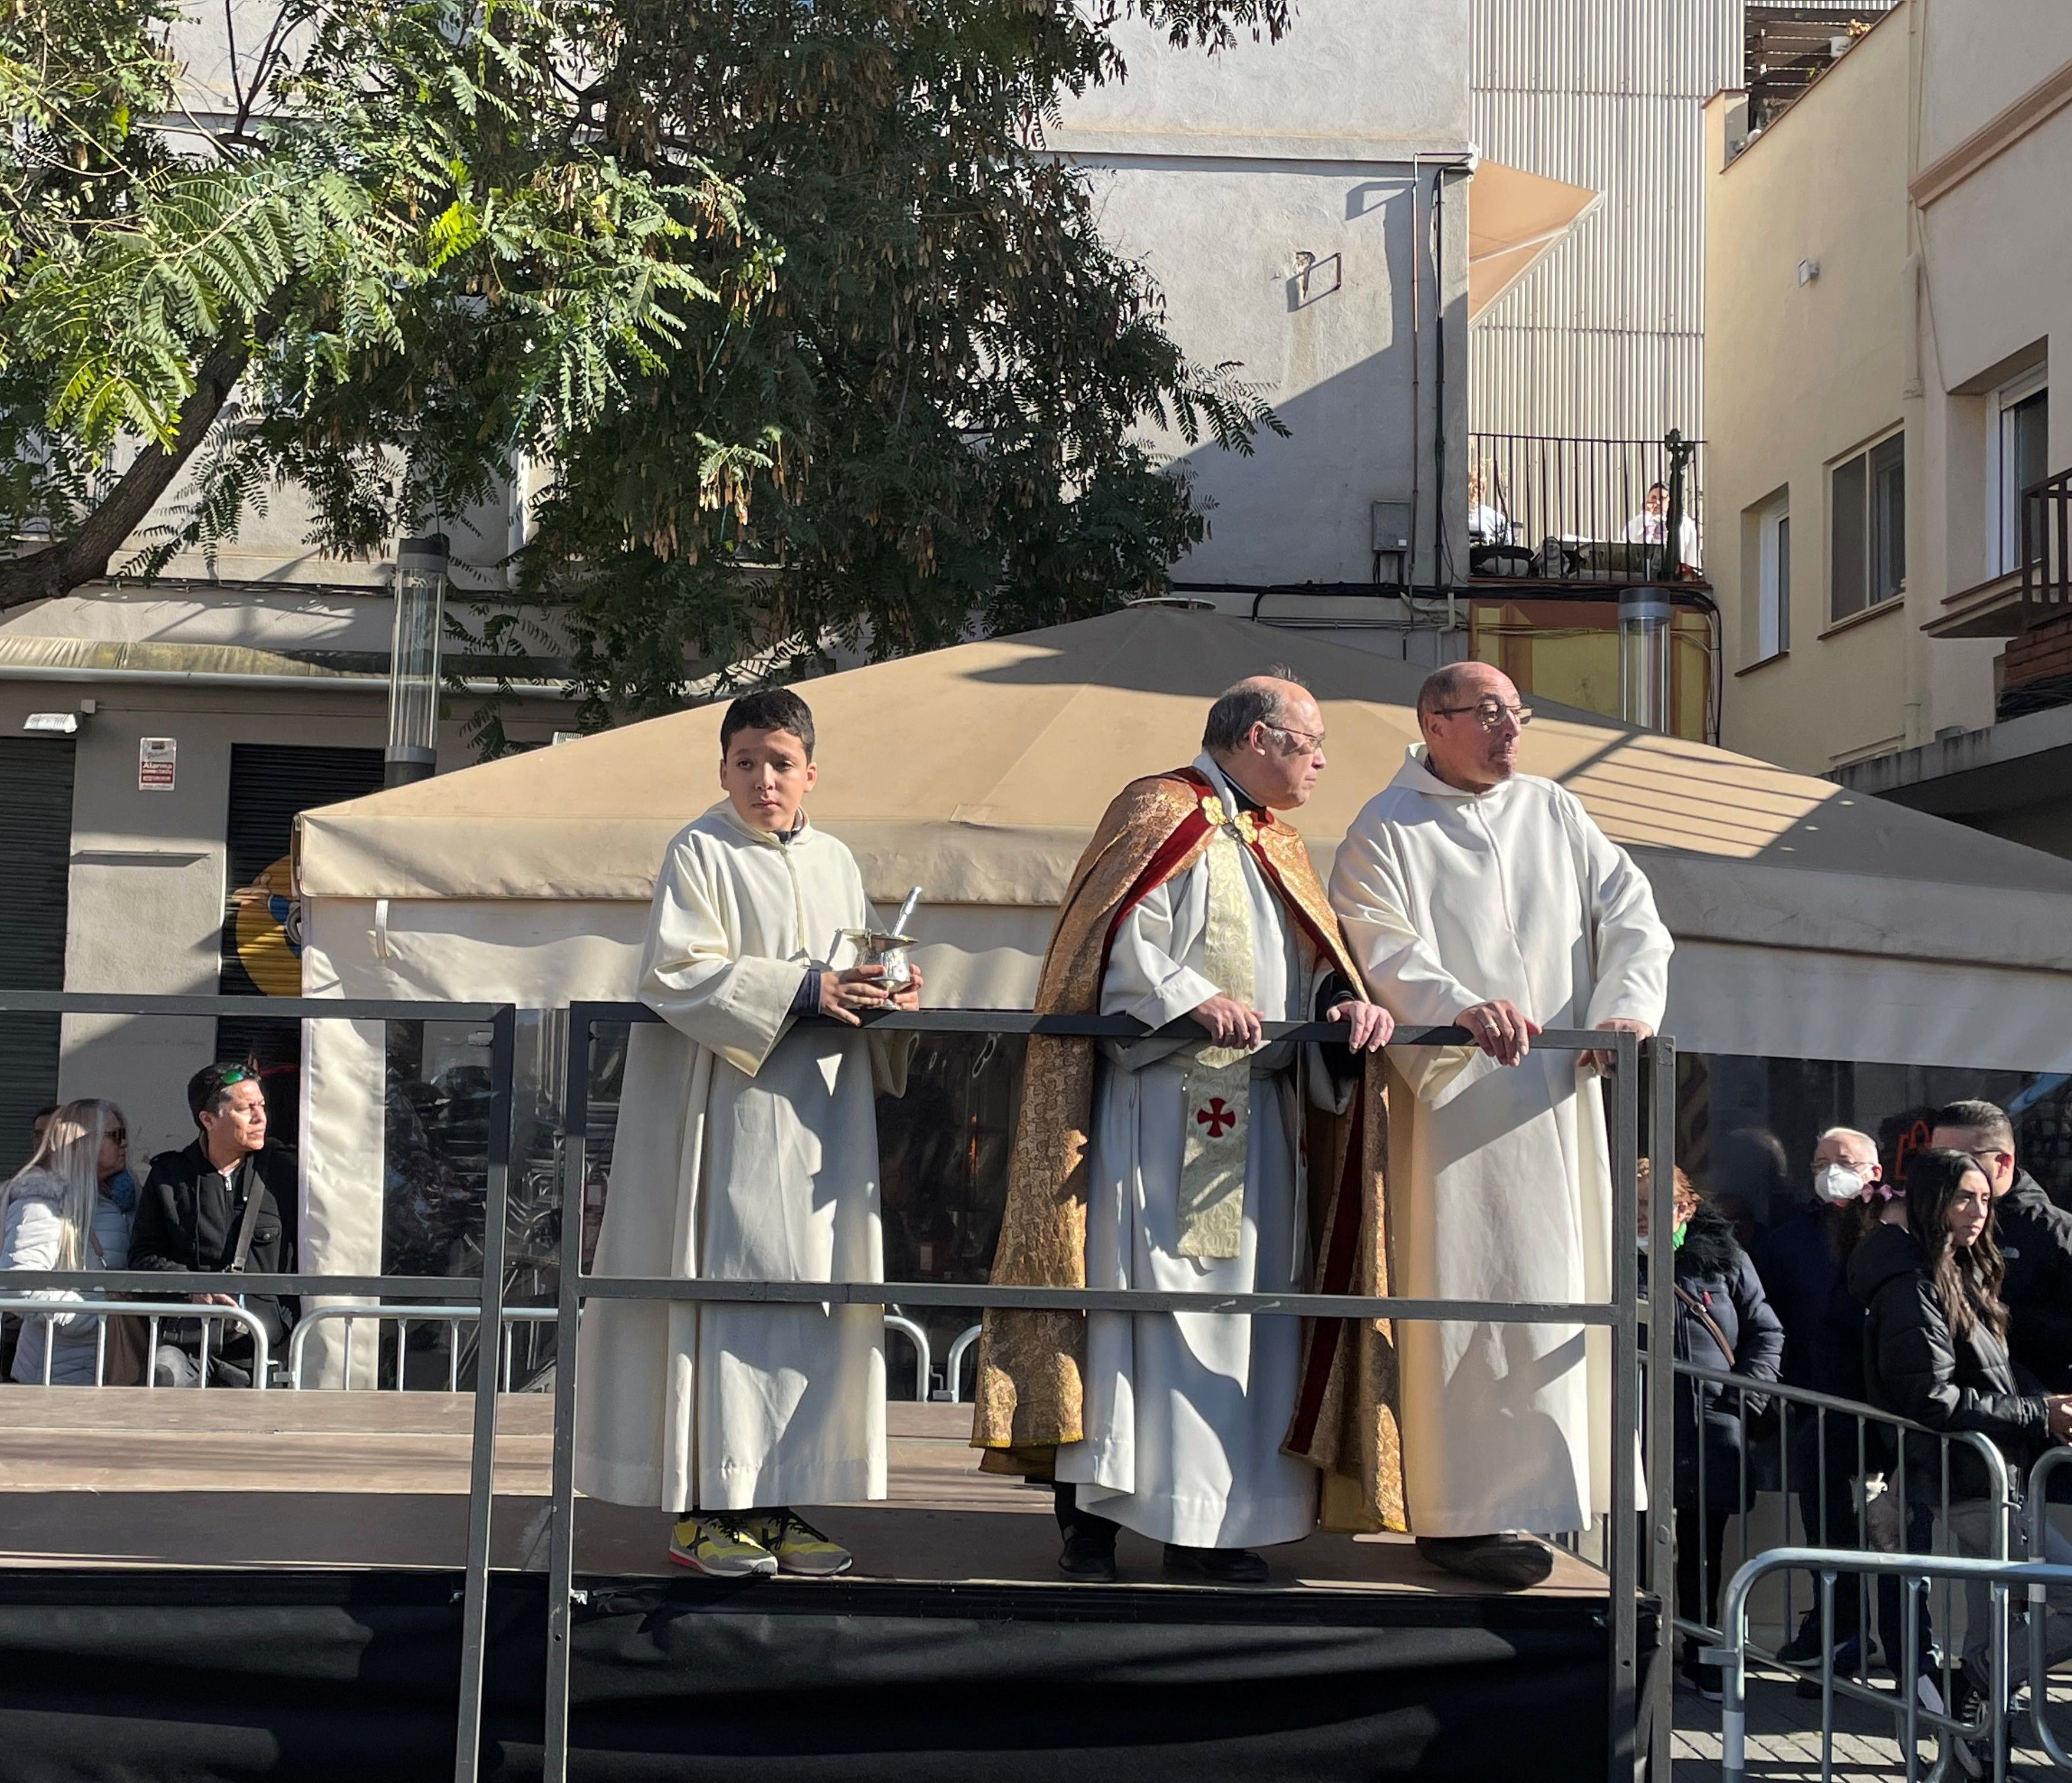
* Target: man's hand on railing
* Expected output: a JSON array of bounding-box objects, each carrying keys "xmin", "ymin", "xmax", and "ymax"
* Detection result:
[
  {"xmin": 1324, "ymin": 999, "xmax": 1394, "ymax": 1053},
  {"xmin": 1190, "ymin": 994, "xmax": 1264, "ymax": 1050},
  {"xmin": 192, "ymin": 1292, "xmax": 241, "ymax": 1308},
  {"xmin": 1456, "ymin": 998, "xmax": 1541, "ymax": 1066}
]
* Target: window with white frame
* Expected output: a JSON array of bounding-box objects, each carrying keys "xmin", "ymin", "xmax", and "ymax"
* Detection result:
[
  {"xmin": 1755, "ymin": 495, "xmax": 1790, "ymax": 660},
  {"xmin": 1831, "ymin": 432, "xmax": 1904, "ymax": 622},
  {"xmin": 1991, "ymin": 367, "xmax": 2047, "ymax": 575}
]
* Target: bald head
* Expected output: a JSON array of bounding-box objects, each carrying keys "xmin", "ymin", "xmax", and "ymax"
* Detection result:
[
  {"xmin": 1203, "ymin": 670, "xmax": 1327, "ymax": 810},
  {"xmin": 1416, "ymin": 662, "xmax": 1524, "ymax": 792}
]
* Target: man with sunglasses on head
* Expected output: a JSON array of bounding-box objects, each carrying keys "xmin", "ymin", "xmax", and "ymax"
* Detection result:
[
  {"xmin": 131, "ymin": 1063, "xmax": 298, "ymax": 1387},
  {"xmin": 1328, "ymin": 661, "xmax": 1673, "ymax": 1588},
  {"xmin": 1930, "ymin": 1099, "xmax": 2072, "ymax": 1393}
]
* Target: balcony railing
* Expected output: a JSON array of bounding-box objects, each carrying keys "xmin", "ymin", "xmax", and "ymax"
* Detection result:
[
  {"xmin": 2020, "ymin": 463, "xmax": 2072, "ymax": 630},
  {"xmin": 1467, "ymin": 432, "xmax": 1704, "ymax": 587}
]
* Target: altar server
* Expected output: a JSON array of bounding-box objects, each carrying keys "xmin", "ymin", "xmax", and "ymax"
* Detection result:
[
  {"xmin": 975, "ymin": 675, "xmax": 1403, "ymax": 1583},
  {"xmin": 1330, "ymin": 662, "xmax": 1672, "ymax": 1588},
  {"xmin": 575, "ymin": 689, "xmax": 917, "ymax": 1578}
]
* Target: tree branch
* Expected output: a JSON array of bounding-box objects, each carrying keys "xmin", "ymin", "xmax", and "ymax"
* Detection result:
[{"xmin": 0, "ymin": 324, "xmax": 272, "ymax": 612}]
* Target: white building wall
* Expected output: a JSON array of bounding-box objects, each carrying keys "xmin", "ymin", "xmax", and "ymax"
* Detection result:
[{"xmin": 1055, "ymin": 0, "xmax": 1474, "ymax": 590}]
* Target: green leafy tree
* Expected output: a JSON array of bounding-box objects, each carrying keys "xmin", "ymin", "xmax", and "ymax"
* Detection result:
[{"xmin": 0, "ymin": 0, "xmax": 757, "ymax": 607}]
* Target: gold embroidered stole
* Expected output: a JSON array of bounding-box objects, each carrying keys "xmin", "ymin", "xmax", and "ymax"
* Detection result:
[{"xmin": 1176, "ymin": 796, "xmax": 1260, "ymax": 1259}]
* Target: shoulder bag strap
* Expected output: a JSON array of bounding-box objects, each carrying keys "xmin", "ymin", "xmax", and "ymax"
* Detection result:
[
  {"xmin": 1673, "ymin": 1279, "xmax": 1735, "ymax": 1370},
  {"xmin": 226, "ymin": 1162, "xmax": 268, "ymax": 1274}
]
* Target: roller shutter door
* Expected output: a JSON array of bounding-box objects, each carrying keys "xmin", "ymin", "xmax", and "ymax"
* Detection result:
[
  {"xmin": 0, "ymin": 739, "xmax": 75, "ymax": 1153},
  {"xmin": 218, "ymin": 743, "xmax": 384, "ymax": 1150}
]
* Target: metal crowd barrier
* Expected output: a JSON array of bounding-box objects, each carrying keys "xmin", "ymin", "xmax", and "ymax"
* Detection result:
[
  {"xmin": 2026, "ymin": 1446, "xmax": 2072, "ymax": 1769},
  {"xmin": 287, "ymin": 1304, "xmax": 556, "ymax": 1391},
  {"xmin": 1702, "ymin": 1428, "xmax": 2072, "ymax": 1782},
  {"xmin": 0, "ymin": 991, "xmax": 518, "ymax": 1783},
  {"xmin": 0, "ymin": 1297, "xmax": 269, "ymax": 1387},
  {"xmin": 1669, "ymin": 1361, "xmax": 2011, "ymax": 1675},
  {"xmin": 1711, "ymin": 1548, "xmax": 2072, "ymax": 1783},
  {"xmin": 545, "ymin": 1002, "xmax": 1678, "ymax": 1783}
]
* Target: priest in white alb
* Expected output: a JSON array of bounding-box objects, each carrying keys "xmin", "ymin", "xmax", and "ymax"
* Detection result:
[
  {"xmin": 975, "ymin": 675, "xmax": 1407, "ymax": 1583},
  {"xmin": 1329, "ymin": 662, "xmax": 1673, "ymax": 1589},
  {"xmin": 574, "ymin": 687, "xmax": 917, "ymax": 1581}
]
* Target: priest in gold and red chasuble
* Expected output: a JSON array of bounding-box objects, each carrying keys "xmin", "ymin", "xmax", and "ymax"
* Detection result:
[{"xmin": 972, "ymin": 676, "xmax": 1406, "ymax": 1583}]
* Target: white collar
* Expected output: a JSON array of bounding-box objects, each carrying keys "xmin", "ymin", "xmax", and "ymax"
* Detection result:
[
  {"xmin": 1390, "ymin": 744, "xmax": 1515, "ymax": 802},
  {"xmin": 710, "ymin": 800, "xmax": 813, "ymax": 847}
]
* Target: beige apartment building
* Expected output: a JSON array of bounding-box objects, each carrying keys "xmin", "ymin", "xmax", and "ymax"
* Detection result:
[{"xmin": 1703, "ymin": 0, "xmax": 2072, "ymax": 854}]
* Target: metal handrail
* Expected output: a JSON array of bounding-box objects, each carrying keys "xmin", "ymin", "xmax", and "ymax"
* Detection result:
[
  {"xmin": 542, "ymin": 1001, "xmax": 1670, "ymax": 1783},
  {"xmin": 0, "ymin": 1297, "xmax": 270, "ymax": 1388}
]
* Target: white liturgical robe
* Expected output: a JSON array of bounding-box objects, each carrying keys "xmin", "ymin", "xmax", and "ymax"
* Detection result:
[
  {"xmin": 1055, "ymin": 755, "xmax": 1331, "ymax": 1550},
  {"xmin": 1330, "ymin": 748, "xmax": 1672, "ymax": 1537},
  {"xmin": 574, "ymin": 803, "xmax": 906, "ymax": 1512}
]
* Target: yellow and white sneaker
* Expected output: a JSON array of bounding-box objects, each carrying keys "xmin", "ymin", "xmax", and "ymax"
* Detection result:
[
  {"xmin": 667, "ymin": 1514, "xmax": 778, "ymax": 1578},
  {"xmin": 750, "ymin": 1511, "xmax": 854, "ymax": 1578}
]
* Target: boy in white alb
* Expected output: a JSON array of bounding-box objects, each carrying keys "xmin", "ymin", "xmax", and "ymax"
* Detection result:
[{"xmin": 574, "ymin": 689, "xmax": 920, "ymax": 1577}]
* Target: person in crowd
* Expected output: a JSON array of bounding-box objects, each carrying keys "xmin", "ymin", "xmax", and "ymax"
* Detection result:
[
  {"xmin": 1329, "ymin": 660, "xmax": 1673, "ymax": 1588},
  {"xmin": 0, "ymin": 1100, "xmax": 132, "ymax": 1384},
  {"xmin": 1930, "ymin": 1100, "xmax": 2072, "ymax": 1393},
  {"xmin": 1641, "ymin": 1160, "xmax": 1783, "ymax": 1700},
  {"xmin": 131, "ymin": 1063, "xmax": 298, "ymax": 1388},
  {"xmin": 1754, "ymin": 1128, "xmax": 1887, "ymax": 1662},
  {"xmin": 1714, "ymin": 1127, "xmax": 1793, "ymax": 1226},
  {"xmin": 574, "ymin": 688, "xmax": 920, "ymax": 1580},
  {"xmin": 1852, "ymin": 1146, "xmax": 2072, "ymax": 1755},
  {"xmin": 975, "ymin": 673, "xmax": 1398, "ymax": 1583}
]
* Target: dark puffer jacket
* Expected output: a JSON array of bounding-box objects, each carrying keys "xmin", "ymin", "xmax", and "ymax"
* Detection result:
[
  {"xmin": 1995, "ymin": 1170, "xmax": 2072, "ymax": 1393},
  {"xmin": 1849, "ymin": 1219, "xmax": 2048, "ymax": 1502},
  {"xmin": 1647, "ymin": 1206, "xmax": 1784, "ymax": 1512}
]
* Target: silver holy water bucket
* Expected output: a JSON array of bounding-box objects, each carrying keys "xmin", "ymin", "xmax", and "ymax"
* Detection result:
[{"xmin": 839, "ymin": 927, "xmax": 916, "ymax": 992}]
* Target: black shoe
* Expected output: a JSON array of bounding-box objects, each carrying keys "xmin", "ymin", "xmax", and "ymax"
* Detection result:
[
  {"xmin": 1415, "ymin": 1534, "xmax": 1554, "ymax": 1590},
  {"xmin": 1163, "ymin": 1544, "xmax": 1268, "ymax": 1584},
  {"xmin": 1057, "ymin": 1529, "xmax": 1119, "ymax": 1582},
  {"xmin": 1679, "ymin": 1660, "xmax": 1724, "ymax": 1703}
]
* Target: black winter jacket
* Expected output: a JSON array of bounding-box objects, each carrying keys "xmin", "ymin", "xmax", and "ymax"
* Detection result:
[
  {"xmin": 1646, "ymin": 1208, "xmax": 1785, "ymax": 1511},
  {"xmin": 130, "ymin": 1141, "xmax": 300, "ymax": 1358},
  {"xmin": 1849, "ymin": 1219, "xmax": 2047, "ymax": 1502},
  {"xmin": 1996, "ymin": 1171, "xmax": 2072, "ymax": 1393}
]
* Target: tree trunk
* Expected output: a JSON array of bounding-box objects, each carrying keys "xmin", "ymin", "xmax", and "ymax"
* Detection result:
[{"xmin": 0, "ymin": 331, "xmax": 262, "ymax": 613}]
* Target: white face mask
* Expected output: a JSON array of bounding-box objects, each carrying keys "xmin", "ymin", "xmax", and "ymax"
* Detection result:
[{"xmin": 1814, "ymin": 1162, "xmax": 1868, "ymax": 1206}]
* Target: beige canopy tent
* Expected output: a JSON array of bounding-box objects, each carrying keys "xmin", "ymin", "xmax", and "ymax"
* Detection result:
[{"xmin": 291, "ymin": 604, "xmax": 2072, "ymax": 1345}]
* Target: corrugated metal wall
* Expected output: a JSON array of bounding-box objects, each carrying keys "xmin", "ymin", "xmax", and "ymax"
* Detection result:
[{"xmin": 1470, "ymin": 0, "xmax": 1743, "ymax": 443}]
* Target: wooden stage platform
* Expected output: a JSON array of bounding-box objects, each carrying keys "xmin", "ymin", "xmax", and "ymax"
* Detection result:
[{"xmin": 0, "ymin": 1388, "xmax": 1606, "ymax": 1599}]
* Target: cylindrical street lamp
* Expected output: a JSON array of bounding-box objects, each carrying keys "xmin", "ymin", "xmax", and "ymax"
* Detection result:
[
  {"xmin": 386, "ymin": 532, "xmax": 449, "ymax": 787},
  {"xmin": 1617, "ymin": 587, "xmax": 1672, "ymax": 733}
]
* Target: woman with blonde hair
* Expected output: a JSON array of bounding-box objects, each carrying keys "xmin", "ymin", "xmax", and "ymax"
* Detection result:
[{"xmin": 0, "ymin": 1099, "xmax": 133, "ymax": 1384}]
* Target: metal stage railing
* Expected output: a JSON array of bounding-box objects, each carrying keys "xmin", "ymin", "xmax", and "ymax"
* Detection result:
[
  {"xmin": 544, "ymin": 1002, "xmax": 1681, "ymax": 1783},
  {"xmin": 0, "ymin": 992, "xmax": 1681, "ymax": 1783}
]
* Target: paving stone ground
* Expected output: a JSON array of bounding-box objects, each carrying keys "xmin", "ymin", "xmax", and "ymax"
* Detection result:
[{"xmin": 1671, "ymin": 1665, "xmax": 2070, "ymax": 1781}]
